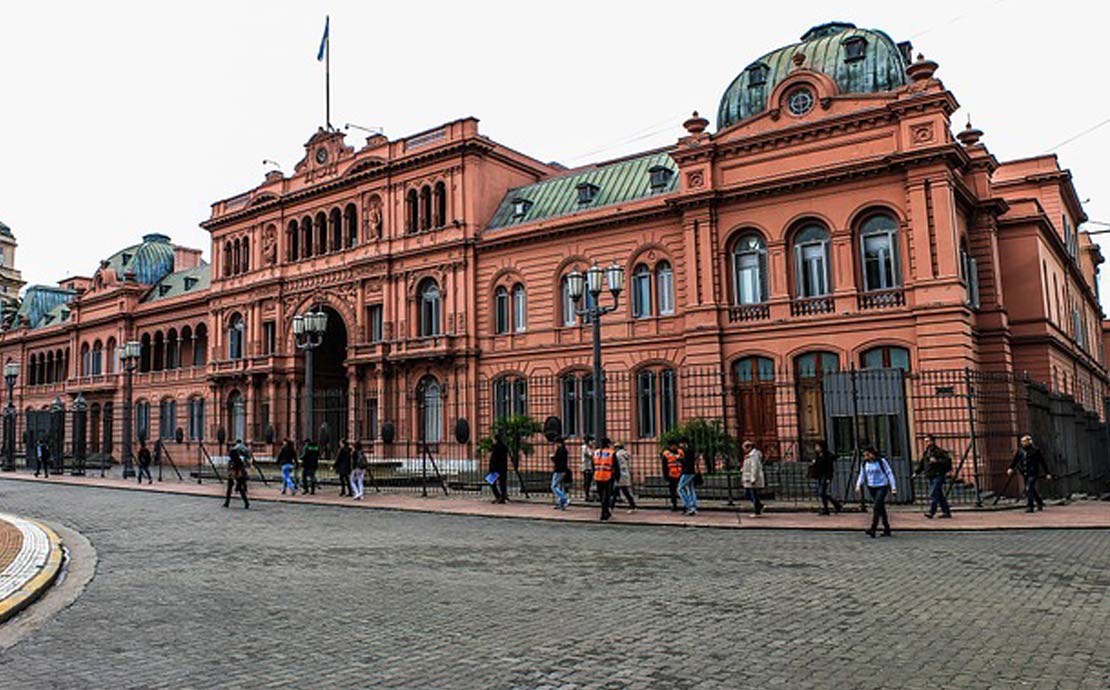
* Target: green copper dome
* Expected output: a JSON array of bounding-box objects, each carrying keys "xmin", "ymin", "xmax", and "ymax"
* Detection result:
[
  {"xmin": 717, "ymin": 22, "xmax": 911, "ymax": 130},
  {"xmin": 102, "ymin": 233, "xmax": 176, "ymax": 285}
]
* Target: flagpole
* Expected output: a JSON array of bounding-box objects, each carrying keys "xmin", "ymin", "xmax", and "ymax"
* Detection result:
[{"xmin": 325, "ymin": 17, "xmax": 331, "ymax": 130}]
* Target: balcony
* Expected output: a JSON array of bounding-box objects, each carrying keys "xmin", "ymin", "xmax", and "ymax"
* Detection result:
[
  {"xmin": 790, "ymin": 296, "xmax": 835, "ymax": 317},
  {"xmin": 728, "ymin": 304, "xmax": 770, "ymax": 323},
  {"xmin": 858, "ymin": 289, "xmax": 905, "ymax": 311},
  {"xmin": 388, "ymin": 334, "xmax": 461, "ymax": 361}
]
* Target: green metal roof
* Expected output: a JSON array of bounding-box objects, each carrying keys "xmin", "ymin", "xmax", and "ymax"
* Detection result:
[
  {"xmin": 487, "ymin": 151, "xmax": 677, "ymax": 231},
  {"xmin": 102, "ymin": 233, "xmax": 176, "ymax": 285},
  {"xmin": 15, "ymin": 285, "xmax": 75, "ymax": 329},
  {"xmin": 718, "ymin": 22, "xmax": 910, "ymax": 130},
  {"xmin": 142, "ymin": 263, "xmax": 210, "ymax": 304}
]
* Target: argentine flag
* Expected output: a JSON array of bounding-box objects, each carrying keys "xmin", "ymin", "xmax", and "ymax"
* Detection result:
[{"xmin": 317, "ymin": 16, "xmax": 329, "ymax": 62}]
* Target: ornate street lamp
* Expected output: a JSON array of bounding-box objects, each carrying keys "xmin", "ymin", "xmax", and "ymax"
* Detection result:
[
  {"xmin": 2, "ymin": 361, "xmax": 18, "ymax": 472},
  {"xmin": 567, "ymin": 260, "xmax": 625, "ymax": 442},
  {"xmin": 120, "ymin": 340, "xmax": 141, "ymax": 478},
  {"xmin": 294, "ymin": 308, "xmax": 327, "ymax": 443}
]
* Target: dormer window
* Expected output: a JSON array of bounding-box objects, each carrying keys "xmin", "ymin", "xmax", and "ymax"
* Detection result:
[
  {"xmin": 748, "ymin": 64, "xmax": 768, "ymax": 87},
  {"xmin": 121, "ymin": 253, "xmax": 132, "ymax": 264},
  {"xmin": 511, "ymin": 198, "xmax": 532, "ymax": 219},
  {"xmin": 648, "ymin": 166, "xmax": 673, "ymax": 191},
  {"xmin": 576, "ymin": 182, "xmax": 599, "ymax": 205},
  {"xmin": 184, "ymin": 277, "xmax": 198, "ymax": 291},
  {"xmin": 159, "ymin": 284, "xmax": 172, "ymax": 297},
  {"xmin": 844, "ymin": 36, "xmax": 867, "ymax": 62}
]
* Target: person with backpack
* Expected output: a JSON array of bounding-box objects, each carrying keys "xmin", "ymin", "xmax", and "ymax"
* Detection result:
[
  {"xmin": 277, "ymin": 438, "xmax": 297, "ymax": 496},
  {"xmin": 810, "ymin": 440, "xmax": 842, "ymax": 515},
  {"xmin": 592, "ymin": 437, "xmax": 619, "ymax": 521},
  {"xmin": 551, "ymin": 436, "xmax": 570, "ymax": 510},
  {"xmin": 856, "ymin": 445, "xmax": 896, "ymax": 537},
  {"xmin": 300, "ymin": 438, "xmax": 320, "ymax": 495},
  {"xmin": 610, "ymin": 442, "xmax": 637, "ymax": 513},
  {"xmin": 137, "ymin": 439, "xmax": 154, "ymax": 484},
  {"xmin": 741, "ymin": 440, "xmax": 765, "ymax": 517},
  {"xmin": 661, "ymin": 440, "xmax": 684, "ymax": 512},
  {"xmin": 350, "ymin": 441, "xmax": 368, "ymax": 500},
  {"xmin": 1008, "ymin": 434, "xmax": 1054, "ymax": 513},
  {"xmin": 916, "ymin": 434, "xmax": 953, "ymax": 519},
  {"xmin": 224, "ymin": 439, "xmax": 250, "ymax": 509},
  {"xmin": 34, "ymin": 439, "xmax": 50, "ymax": 478},
  {"xmin": 335, "ymin": 439, "xmax": 352, "ymax": 497}
]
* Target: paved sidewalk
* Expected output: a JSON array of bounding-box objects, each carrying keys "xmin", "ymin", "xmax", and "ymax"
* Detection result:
[
  {"xmin": 3, "ymin": 471, "xmax": 1107, "ymax": 530},
  {"xmin": 0, "ymin": 512, "xmax": 63, "ymax": 623}
]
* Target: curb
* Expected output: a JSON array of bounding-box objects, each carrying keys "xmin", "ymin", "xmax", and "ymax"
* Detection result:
[{"xmin": 0, "ymin": 516, "xmax": 64, "ymax": 624}]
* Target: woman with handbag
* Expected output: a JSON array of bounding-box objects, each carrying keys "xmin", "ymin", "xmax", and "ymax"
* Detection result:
[
  {"xmin": 741, "ymin": 441, "xmax": 765, "ymax": 517},
  {"xmin": 856, "ymin": 445, "xmax": 897, "ymax": 537}
]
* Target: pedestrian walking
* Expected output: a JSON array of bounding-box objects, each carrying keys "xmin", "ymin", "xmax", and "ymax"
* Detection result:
[
  {"xmin": 137, "ymin": 439, "xmax": 154, "ymax": 484},
  {"xmin": 661, "ymin": 440, "xmax": 684, "ymax": 512},
  {"xmin": 592, "ymin": 437, "xmax": 618, "ymax": 521},
  {"xmin": 34, "ymin": 439, "xmax": 50, "ymax": 478},
  {"xmin": 856, "ymin": 445, "xmax": 896, "ymax": 538},
  {"xmin": 676, "ymin": 445, "xmax": 700, "ymax": 516},
  {"xmin": 300, "ymin": 438, "xmax": 320, "ymax": 495},
  {"xmin": 610, "ymin": 442, "xmax": 637, "ymax": 513},
  {"xmin": 277, "ymin": 438, "xmax": 297, "ymax": 495},
  {"xmin": 579, "ymin": 435, "xmax": 595, "ymax": 502},
  {"xmin": 488, "ymin": 435, "xmax": 509, "ymax": 504},
  {"xmin": 916, "ymin": 434, "xmax": 953, "ymax": 519},
  {"xmin": 335, "ymin": 439, "xmax": 352, "ymax": 497},
  {"xmin": 1008, "ymin": 434, "xmax": 1053, "ymax": 512},
  {"xmin": 350, "ymin": 441, "xmax": 368, "ymax": 500},
  {"xmin": 810, "ymin": 440, "xmax": 842, "ymax": 515},
  {"xmin": 741, "ymin": 441, "xmax": 765, "ymax": 517},
  {"xmin": 551, "ymin": 437, "xmax": 570, "ymax": 510},
  {"xmin": 224, "ymin": 439, "xmax": 250, "ymax": 509}
]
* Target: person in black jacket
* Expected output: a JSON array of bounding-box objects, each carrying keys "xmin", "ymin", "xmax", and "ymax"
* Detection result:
[
  {"xmin": 277, "ymin": 439, "xmax": 297, "ymax": 496},
  {"xmin": 1008, "ymin": 435, "xmax": 1053, "ymax": 512},
  {"xmin": 810, "ymin": 440, "xmax": 842, "ymax": 515},
  {"xmin": 137, "ymin": 440, "xmax": 154, "ymax": 484},
  {"xmin": 300, "ymin": 439, "xmax": 320, "ymax": 495},
  {"xmin": 489, "ymin": 435, "xmax": 509, "ymax": 504},
  {"xmin": 916, "ymin": 434, "xmax": 953, "ymax": 519},
  {"xmin": 224, "ymin": 440, "xmax": 250, "ymax": 509},
  {"xmin": 335, "ymin": 439, "xmax": 352, "ymax": 497},
  {"xmin": 551, "ymin": 437, "xmax": 570, "ymax": 510},
  {"xmin": 34, "ymin": 440, "xmax": 50, "ymax": 478}
]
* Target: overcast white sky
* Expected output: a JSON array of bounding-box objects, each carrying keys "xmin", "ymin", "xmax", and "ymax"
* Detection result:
[{"xmin": 2, "ymin": 0, "xmax": 1108, "ymax": 300}]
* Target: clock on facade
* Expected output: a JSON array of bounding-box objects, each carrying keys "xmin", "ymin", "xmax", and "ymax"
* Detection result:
[
  {"xmin": 786, "ymin": 87, "xmax": 815, "ymax": 116},
  {"xmin": 315, "ymin": 147, "xmax": 328, "ymax": 164}
]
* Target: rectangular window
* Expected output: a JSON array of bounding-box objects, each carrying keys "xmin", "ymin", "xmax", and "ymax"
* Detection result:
[
  {"xmin": 494, "ymin": 379, "xmax": 510, "ymax": 421},
  {"xmin": 368, "ymin": 305, "xmax": 383, "ymax": 343},
  {"xmin": 637, "ymin": 371, "xmax": 657, "ymax": 438},
  {"xmin": 798, "ymin": 244, "xmax": 829, "ymax": 297},
  {"xmin": 136, "ymin": 402, "xmax": 151, "ymax": 442},
  {"xmin": 581, "ymin": 376, "xmax": 595, "ymax": 439},
  {"xmin": 562, "ymin": 376, "xmax": 579, "ymax": 437},
  {"xmin": 862, "ymin": 234, "xmax": 897, "ymax": 290},
  {"xmin": 262, "ymin": 321, "xmax": 276, "ymax": 356},
  {"xmin": 736, "ymin": 253, "xmax": 763, "ymax": 304},
  {"xmin": 366, "ymin": 398, "xmax": 379, "ymax": 441},
  {"xmin": 660, "ymin": 369, "xmax": 677, "ymax": 433},
  {"xmin": 513, "ymin": 287, "xmax": 527, "ymax": 332},
  {"xmin": 512, "ymin": 379, "xmax": 527, "ymax": 416},
  {"xmin": 495, "ymin": 290, "xmax": 509, "ymax": 334},
  {"xmin": 657, "ymin": 269, "xmax": 674, "ymax": 315},
  {"xmin": 159, "ymin": 400, "xmax": 176, "ymax": 439},
  {"xmin": 188, "ymin": 399, "xmax": 205, "ymax": 441}
]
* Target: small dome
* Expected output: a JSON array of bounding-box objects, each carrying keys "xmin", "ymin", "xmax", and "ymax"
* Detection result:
[
  {"xmin": 101, "ymin": 234, "xmax": 176, "ymax": 285},
  {"xmin": 717, "ymin": 22, "xmax": 910, "ymax": 130}
]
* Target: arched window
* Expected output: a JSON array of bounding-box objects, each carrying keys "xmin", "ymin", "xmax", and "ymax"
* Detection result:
[
  {"xmin": 861, "ymin": 346, "xmax": 911, "ymax": 371},
  {"xmin": 105, "ymin": 338, "xmax": 116, "ymax": 374},
  {"xmin": 418, "ymin": 279, "xmax": 441, "ymax": 337},
  {"xmin": 152, "ymin": 331, "xmax": 165, "ymax": 372},
  {"xmin": 732, "ymin": 232, "xmax": 768, "ymax": 304},
  {"xmin": 417, "ymin": 376, "xmax": 442, "ymax": 442},
  {"xmin": 227, "ymin": 314, "xmax": 245, "ymax": 360},
  {"xmin": 859, "ymin": 214, "xmax": 900, "ymax": 291},
  {"xmin": 288, "ymin": 220, "xmax": 300, "ymax": 261},
  {"xmin": 433, "ymin": 181, "xmax": 447, "ymax": 227},
  {"xmin": 80, "ymin": 344, "xmax": 90, "ymax": 378},
  {"xmin": 656, "ymin": 261, "xmax": 674, "ymax": 315},
  {"xmin": 193, "ymin": 323, "xmax": 208, "ymax": 366},
  {"xmin": 631, "ymin": 264, "xmax": 652, "ymax": 319},
  {"xmin": 28, "ymin": 354, "xmax": 36, "ymax": 386},
  {"xmin": 793, "ymin": 223, "xmax": 831, "ymax": 298},
  {"xmin": 637, "ymin": 367, "xmax": 677, "ymax": 438},
  {"xmin": 166, "ymin": 328, "xmax": 178, "ymax": 369},
  {"xmin": 223, "ymin": 241, "xmax": 232, "ymax": 277},
  {"xmin": 420, "ymin": 186, "xmax": 432, "ymax": 231},
  {"xmin": 91, "ymin": 340, "xmax": 103, "ymax": 376},
  {"xmin": 735, "ymin": 356, "xmax": 775, "ymax": 383},
  {"xmin": 315, "ymin": 212, "xmax": 327, "ymax": 255},
  {"xmin": 241, "ymin": 236, "xmax": 249, "ymax": 272},
  {"xmin": 795, "ymin": 351, "xmax": 840, "ymax": 379},
  {"xmin": 560, "ymin": 273, "xmax": 596, "ymax": 326},
  {"xmin": 344, "ymin": 203, "xmax": 358, "ymax": 248},
  {"xmin": 302, "ymin": 215, "xmax": 314, "ymax": 257},
  {"xmin": 140, "ymin": 333, "xmax": 152, "ymax": 373},
  {"xmin": 330, "ymin": 207, "xmax": 342, "ymax": 252},
  {"xmin": 561, "ymin": 372, "xmax": 595, "ymax": 439},
  {"xmin": 406, "ymin": 189, "xmax": 419, "ymax": 233},
  {"xmin": 512, "ymin": 283, "xmax": 526, "ymax": 332},
  {"xmin": 233, "ymin": 238, "xmax": 241, "ymax": 275},
  {"xmin": 493, "ymin": 376, "xmax": 527, "ymax": 420},
  {"xmin": 494, "ymin": 286, "xmax": 509, "ymax": 334}
]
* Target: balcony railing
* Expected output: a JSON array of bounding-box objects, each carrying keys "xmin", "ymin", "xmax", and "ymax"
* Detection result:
[
  {"xmin": 790, "ymin": 296, "xmax": 835, "ymax": 317},
  {"xmin": 858, "ymin": 289, "xmax": 906, "ymax": 311},
  {"xmin": 728, "ymin": 304, "xmax": 770, "ymax": 323}
]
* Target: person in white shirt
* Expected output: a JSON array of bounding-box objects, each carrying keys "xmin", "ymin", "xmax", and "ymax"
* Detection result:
[
  {"xmin": 741, "ymin": 441, "xmax": 766, "ymax": 517},
  {"xmin": 856, "ymin": 445, "xmax": 897, "ymax": 538}
]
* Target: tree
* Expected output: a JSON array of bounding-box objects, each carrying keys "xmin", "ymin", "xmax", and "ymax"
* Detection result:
[
  {"xmin": 659, "ymin": 417, "xmax": 737, "ymax": 474},
  {"xmin": 477, "ymin": 414, "xmax": 543, "ymax": 470}
]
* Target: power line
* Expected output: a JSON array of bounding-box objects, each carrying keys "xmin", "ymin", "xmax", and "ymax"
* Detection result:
[
  {"xmin": 1048, "ymin": 115, "xmax": 1110, "ymax": 152},
  {"xmin": 909, "ymin": 0, "xmax": 1007, "ymax": 39}
]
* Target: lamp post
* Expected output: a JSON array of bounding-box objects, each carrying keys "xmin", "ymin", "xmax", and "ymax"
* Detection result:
[
  {"xmin": 294, "ymin": 309, "xmax": 328, "ymax": 443},
  {"xmin": 566, "ymin": 261, "xmax": 625, "ymax": 442},
  {"xmin": 2, "ymin": 362, "xmax": 17, "ymax": 472},
  {"xmin": 120, "ymin": 340, "xmax": 141, "ymax": 478}
]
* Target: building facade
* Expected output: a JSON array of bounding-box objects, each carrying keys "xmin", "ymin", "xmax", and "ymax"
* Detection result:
[{"xmin": 0, "ymin": 22, "xmax": 1105, "ymax": 486}]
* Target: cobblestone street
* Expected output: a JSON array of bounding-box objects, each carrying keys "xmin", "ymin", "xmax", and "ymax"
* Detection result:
[{"xmin": 1, "ymin": 481, "xmax": 1108, "ymax": 690}]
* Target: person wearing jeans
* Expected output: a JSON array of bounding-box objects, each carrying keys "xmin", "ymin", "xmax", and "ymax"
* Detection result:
[
  {"xmin": 741, "ymin": 441, "xmax": 765, "ymax": 517},
  {"xmin": 677, "ymin": 447, "xmax": 699, "ymax": 516},
  {"xmin": 350, "ymin": 441, "xmax": 367, "ymax": 500},
  {"xmin": 856, "ymin": 446, "xmax": 896, "ymax": 537},
  {"xmin": 916, "ymin": 434, "xmax": 952, "ymax": 519},
  {"xmin": 811, "ymin": 440, "xmax": 842, "ymax": 515},
  {"xmin": 551, "ymin": 437, "xmax": 569, "ymax": 510},
  {"xmin": 277, "ymin": 439, "xmax": 297, "ymax": 496},
  {"xmin": 1008, "ymin": 434, "xmax": 1053, "ymax": 512},
  {"xmin": 609, "ymin": 443, "xmax": 637, "ymax": 513}
]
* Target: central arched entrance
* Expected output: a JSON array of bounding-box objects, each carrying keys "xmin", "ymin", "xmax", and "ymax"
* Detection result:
[{"xmin": 310, "ymin": 305, "xmax": 349, "ymax": 457}]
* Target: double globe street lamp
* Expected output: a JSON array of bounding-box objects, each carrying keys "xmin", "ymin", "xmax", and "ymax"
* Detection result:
[
  {"xmin": 293, "ymin": 309, "xmax": 328, "ymax": 443},
  {"xmin": 566, "ymin": 261, "xmax": 625, "ymax": 442},
  {"xmin": 120, "ymin": 340, "xmax": 142, "ymax": 478}
]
